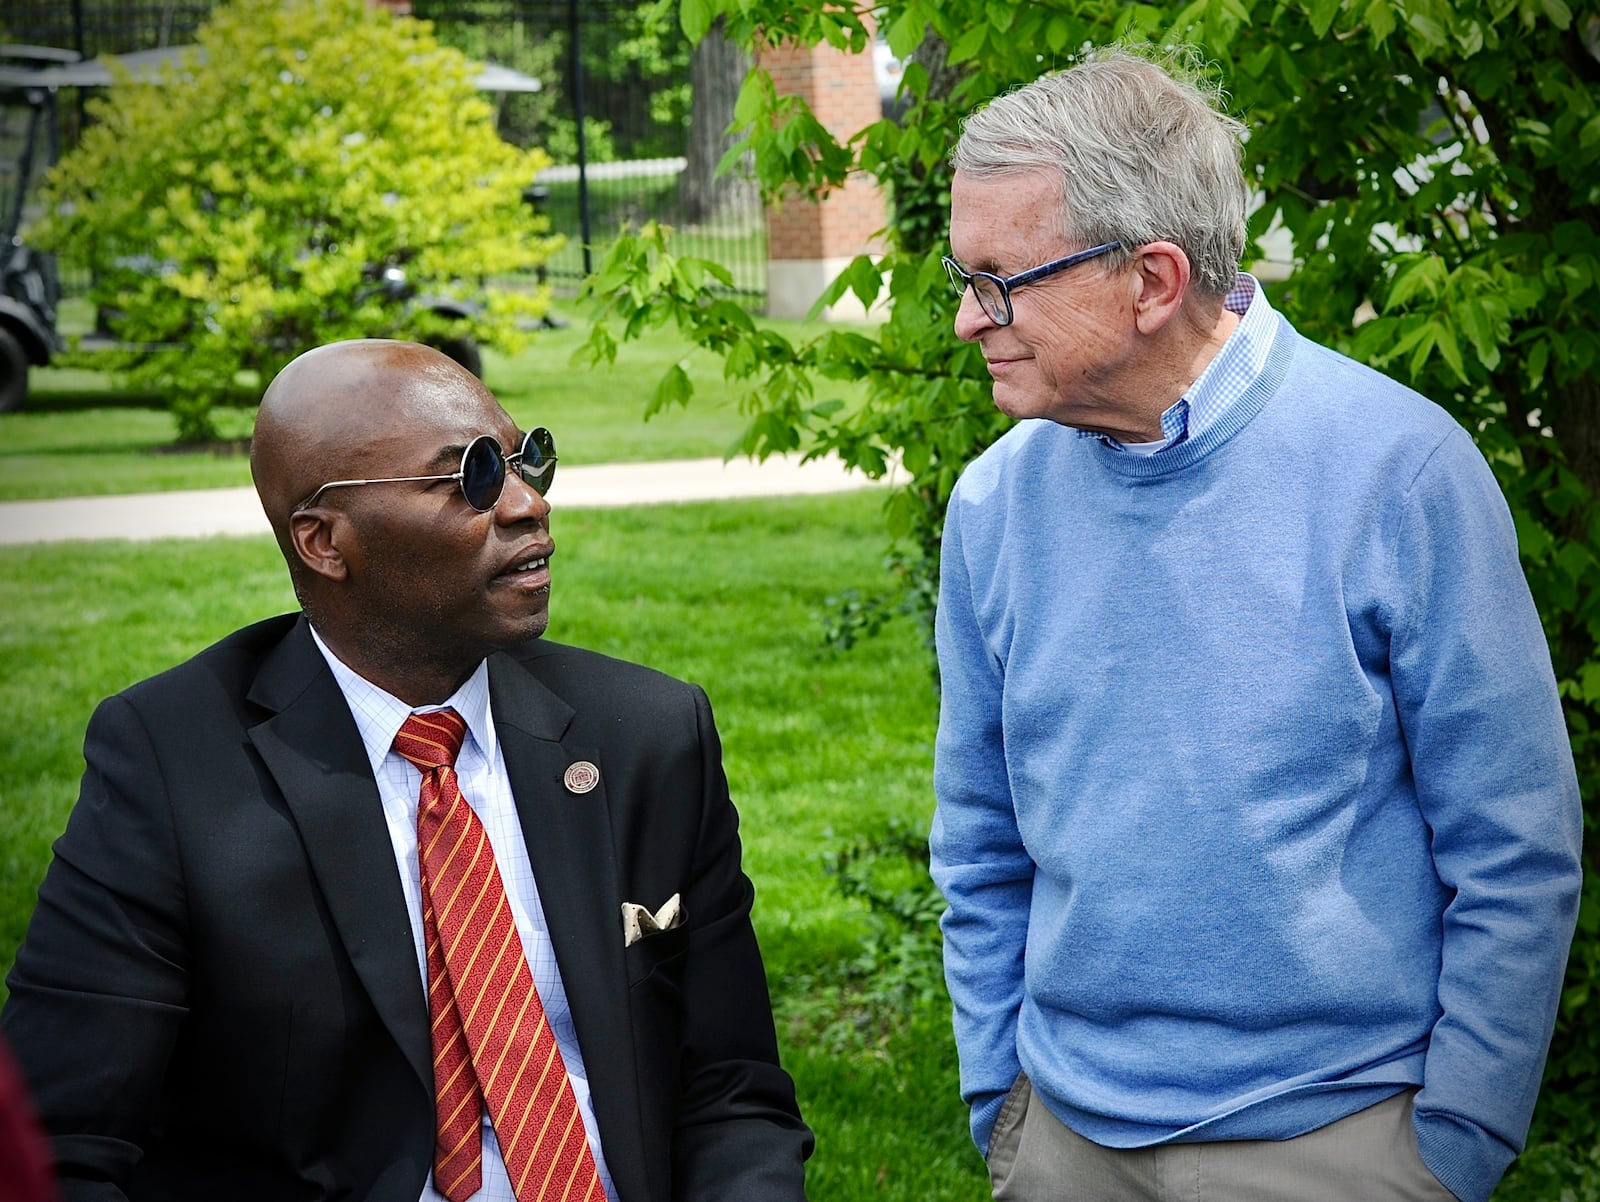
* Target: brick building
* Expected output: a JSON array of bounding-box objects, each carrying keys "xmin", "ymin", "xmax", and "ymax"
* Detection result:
[{"xmin": 758, "ymin": 32, "xmax": 889, "ymax": 320}]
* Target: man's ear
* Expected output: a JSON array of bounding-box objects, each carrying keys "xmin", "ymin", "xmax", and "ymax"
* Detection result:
[
  {"xmin": 1131, "ymin": 241, "xmax": 1191, "ymax": 334},
  {"xmin": 289, "ymin": 510, "xmax": 351, "ymax": 583}
]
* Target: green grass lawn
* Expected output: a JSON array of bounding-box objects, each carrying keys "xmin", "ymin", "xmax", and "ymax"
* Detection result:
[
  {"xmin": 0, "ymin": 313, "xmax": 864, "ymax": 502},
  {"xmin": 0, "ymin": 489, "xmax": 986, "ymax": 1201}
]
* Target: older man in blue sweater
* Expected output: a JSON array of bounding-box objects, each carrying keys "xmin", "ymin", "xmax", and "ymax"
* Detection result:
[{"xmin": 930, "ymin": 47, "xmax": 1583, "ymax": 1202}]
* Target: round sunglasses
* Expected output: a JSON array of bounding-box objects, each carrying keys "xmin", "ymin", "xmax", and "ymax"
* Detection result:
[{"xmin": 295, "ymin": 427, "xmax": 557, "ymax": 513}]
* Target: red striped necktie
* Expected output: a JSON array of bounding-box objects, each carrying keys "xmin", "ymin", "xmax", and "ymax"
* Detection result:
[{"xmin": 394, "ymin": 710, "xmax": 607, "ymax": 1202}]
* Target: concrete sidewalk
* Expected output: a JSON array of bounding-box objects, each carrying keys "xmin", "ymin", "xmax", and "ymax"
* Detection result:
[{"xmin": 0, "ymin": 454, "xmax": 885, "ymax": 547}]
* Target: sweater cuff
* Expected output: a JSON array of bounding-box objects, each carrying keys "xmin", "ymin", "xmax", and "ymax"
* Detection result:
[
  {"xmin": 1414, "ymin": 1108, "xmax": 1518, "ymax": 1202},
  {"xmin": 972, "ymin": 1090, "xmax": 1007, "ymax": 1156}
]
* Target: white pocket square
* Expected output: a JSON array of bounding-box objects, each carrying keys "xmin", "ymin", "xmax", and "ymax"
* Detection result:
[{"xmin": 621, "ymin": 893, "xmax": 683, "ymax": 947}]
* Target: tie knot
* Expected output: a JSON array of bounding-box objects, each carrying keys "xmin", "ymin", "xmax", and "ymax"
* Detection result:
[{"xmin": 395, "ymin": 709, "xmax": 467, "ymax": 772}]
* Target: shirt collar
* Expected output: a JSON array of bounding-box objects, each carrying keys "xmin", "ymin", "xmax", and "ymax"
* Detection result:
[
  {"xmin": 308, "ymin": 624, "xmax": 497, "ymax": 777},
  {"xmin": 1078, "ymin": 271, "xmax": 1275, "ymax": 453}
]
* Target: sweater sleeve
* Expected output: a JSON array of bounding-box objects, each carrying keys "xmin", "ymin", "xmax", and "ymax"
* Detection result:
[
  {"xmin": 929, "ymin": 492, "xmax": 1036, "ymax": 1155},
  {"xmin": 1388, "ymin": 428, "xmax": 1583, "ymax": 1202}
]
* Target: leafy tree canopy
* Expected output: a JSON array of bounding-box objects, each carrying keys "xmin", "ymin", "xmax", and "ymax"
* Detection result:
[
  {"xmin": 579, "ymin": 0, "xmax": 1600, "ymax": 1188},
  {"xmin": 36, "ymin": 0, "xmax": 559, "ymax": 441}
]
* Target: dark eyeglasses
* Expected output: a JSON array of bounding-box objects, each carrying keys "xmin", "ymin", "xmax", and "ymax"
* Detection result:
[
  {"xmin": 294, "ymin": 427, "xmax": 557, "ymax": 513},
  {"xmin": 942, "ymin": 241, "xmax": 1124, "ymax": 326}
]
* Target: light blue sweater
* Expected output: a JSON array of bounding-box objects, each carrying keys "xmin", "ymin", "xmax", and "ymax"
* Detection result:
[{"xmin": 930, "ymin": 314, "xmax": 1583, "ymax": 1202}]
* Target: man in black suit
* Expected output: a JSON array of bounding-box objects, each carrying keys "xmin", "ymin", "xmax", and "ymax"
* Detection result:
[{"xmin": 1, "ymin": 339, "xmax": 813, "ymax": 1201}]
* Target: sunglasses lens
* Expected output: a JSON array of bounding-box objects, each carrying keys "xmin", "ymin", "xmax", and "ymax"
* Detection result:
[
  {"xmin": 517, "ymin": 427, "xmax": 557, "ymax": 495},
  {"xmin": 460, "ymin": 436, "xmax": 506, "ymax": 511}
]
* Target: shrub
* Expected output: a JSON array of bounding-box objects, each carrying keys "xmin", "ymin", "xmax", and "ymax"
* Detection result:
[{"xmin": 34, "ymin": 0, "xmax": 559, "ymax": 441}]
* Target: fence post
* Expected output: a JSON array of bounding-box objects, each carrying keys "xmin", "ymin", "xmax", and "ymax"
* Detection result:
[
  {"xmin": 566, "ymin": 0, "xmax": 595, "ymax": 277},
  {"xmin": 757, "ymin": 33, "xmax": 887, "ymax": 322}
]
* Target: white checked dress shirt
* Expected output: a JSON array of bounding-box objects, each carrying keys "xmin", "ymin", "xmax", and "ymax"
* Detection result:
[
  {"xmin": 311, "ymin": 628, "xmax": 617, "ymax": 1202},
  {"xmin": 1084, "ymin": 271, "xmax": 1278, "ymax": 455}
]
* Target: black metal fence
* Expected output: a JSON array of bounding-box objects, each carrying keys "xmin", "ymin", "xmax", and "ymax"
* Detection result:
[
  {"xmin": 1, "ymin": 0, "xmax": 766, "ymax": 305},
  {"xmin": 1, "ymin": 4, "xmax": 214, "ymax": 57},
  {"xmin": 417, "ymin": 0, "xmax": 764, "ymax": 299}
]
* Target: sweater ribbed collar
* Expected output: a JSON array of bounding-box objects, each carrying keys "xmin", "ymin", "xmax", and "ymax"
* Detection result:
[{"xmin": 1091, "ymin": 314, "xmax": 1298, "ymax": 479}]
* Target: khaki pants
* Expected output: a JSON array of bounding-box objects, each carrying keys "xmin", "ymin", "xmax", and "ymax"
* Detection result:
[{"xmin": 987, "ymin": 1076, "xmax": 1458, "ymax": 1202}]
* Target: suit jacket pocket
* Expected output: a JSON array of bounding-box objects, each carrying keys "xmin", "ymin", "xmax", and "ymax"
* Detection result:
[{"xmin": 624, "ymin": 920, "xmax": 691, "ymax": 988}]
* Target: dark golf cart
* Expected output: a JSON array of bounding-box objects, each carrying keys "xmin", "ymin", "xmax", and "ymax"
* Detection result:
[
  {"xmin": 0, "ymin": 45, "xmax": 72, "ymax": 413},
  {"xmin": 0, "ymin": 44, "xmax": 544, "ymax": 412}
]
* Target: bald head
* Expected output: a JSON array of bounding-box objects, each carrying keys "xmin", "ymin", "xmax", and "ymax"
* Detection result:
[{"xmin": 252, "ymin": 340, "xmax": 490, "ymax": 553}]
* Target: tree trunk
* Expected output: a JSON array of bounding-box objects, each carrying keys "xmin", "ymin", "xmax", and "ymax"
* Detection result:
[
  {"xmin": 886, "ymin": 29, "xmax": 966, "ymax": 253},
  {"xmin": 679, "ymin": 19, "xmax": 756, "ymax": 224},
  {"xmin": 1553, "ymin": 374, "xmax": 1600, "ymax": 501}
]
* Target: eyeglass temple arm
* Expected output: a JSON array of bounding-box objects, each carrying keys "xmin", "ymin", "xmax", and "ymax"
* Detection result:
[
  {"xmin": 1005, "ymin": 242, "xmax": 1123, "ymax": 289},
  {"xmin": 295, "ymin": 472, "xmax": 462, "ymax": 511}
]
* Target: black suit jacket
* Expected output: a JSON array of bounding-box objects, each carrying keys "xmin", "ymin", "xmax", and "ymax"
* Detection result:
[{"xmin": 2, "ymin": 614, "xmax": 812, "ymax": 1200}]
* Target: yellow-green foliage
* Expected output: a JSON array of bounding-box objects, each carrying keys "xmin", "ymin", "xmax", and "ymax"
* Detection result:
[{"xmin": 35, "ymin": 0, "xmax": 558, "ymax": 441}]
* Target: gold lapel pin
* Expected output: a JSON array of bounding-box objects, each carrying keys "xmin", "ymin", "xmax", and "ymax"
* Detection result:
[{"xmin": 563, "ymin": 760, "xmax": 600, "ymax": 794}]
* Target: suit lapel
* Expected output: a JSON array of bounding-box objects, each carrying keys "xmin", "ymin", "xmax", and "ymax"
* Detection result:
[
  {"xmin": 245, "ymin": 618, "xmax": 431, "ymax": 1094},
  {"xmin": 489, "ymin": 653, "xmax": 651, "ymax": 1202}
]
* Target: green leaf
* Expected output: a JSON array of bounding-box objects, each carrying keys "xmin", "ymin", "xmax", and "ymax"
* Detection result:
[
  {"xmin": 1385, "ymin": 256, "xmax": 1447, "ymax": 310},
  {"xmin": 1453, "ymin": 298, "xmax": 1502, "ymax": 370},
  {"xmin": 1455, "ymin": 18, "xmax": 1484, "ymax": 56},
  {"xmin": 1406, "ymin": 12, "xmax": 1450, "ymax": 51},
  {"xmin": 1432, "ymin": 320, "xmax": 1468, "ymax": 382},
  {"xmin": 732, "ymin": 69, "xmax": 771, "ymax": 127},
  {"xmin": 948, "ymin": 22, "xmax": 989, "ymax": 63},
  {"xmin": 885, "ymin": 487, "xmax": 919, "ymax": 539},
  {"xmin": 725, "ymin": 335, "xmax": 758, "ymax": 380},
  {"xmin": 1581, "ymin": 113, "xmax": 1600, "ymax": 151},
  {"xmin": 1165, "ymin": 0, "xmax": 1210, "ymax": 36},
  {"xmin": 886, "ymin": 10, "xmax": 924, "ymax": 60},
  {"xmin": 1514, "ymin": 508, "xmax": 1556, "ymax": 560},
  {"xmin": 1540, "ymin": 0, "xmax": 1573, "ymax": 29},
  {"xmin": 1556, "ymin": 539, "xmax": 1598, "ymax": 582},
  {"xmin": 679, "ymin": 0, "xmax": 714, "ymax": 42},
  {"xmin": 1365, "ymin": 0, "xmax": 1398, "ymax": 42},
  {"xmin": 1578, "ymin": 884, "xmax": 1600, "ymax": 935},
  {"xmin": 1527, "ymin": 338, "xmax": 1551, "ymax": 389},
  {"xmin": 648, "ymin": 362, "xmax": 693, "ymax": 415},
  {"xmin": 1574, "ymin": 659, "xmax": 1600, "ymax": 704},
  {"xmin": 1400, "ymin": 323, "xmax": 1438, "ymax": 375},
  {"xmin": 847, "ymin": 255, "xmax": 885, "ymax": 311},
  {"xmin": 1240, "ymin": 44, "xmax": 1276, "ymax": 78}
]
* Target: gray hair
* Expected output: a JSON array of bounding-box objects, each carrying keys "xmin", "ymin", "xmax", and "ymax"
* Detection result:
[{"xmin": 951, "ymin": 46, "xmax": 1248, "ymax": 297}]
